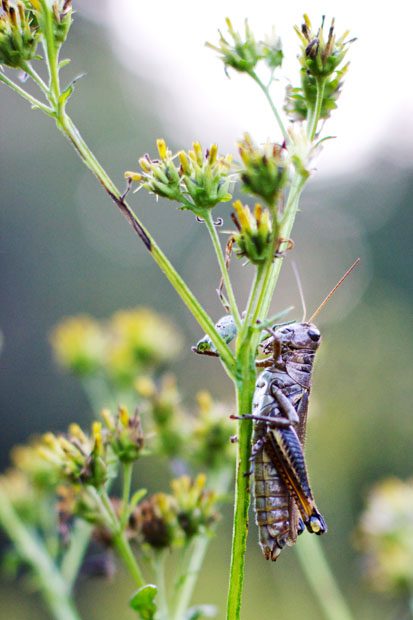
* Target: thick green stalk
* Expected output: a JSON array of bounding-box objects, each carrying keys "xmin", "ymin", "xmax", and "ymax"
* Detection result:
[
  {"xmin": 226, "ymin": 358, "xmax": 256, "ymax": 620},
  {"xmin": 254, "ymin": 172, "xmax": 307, "ymax": 322},
  {"xmin": 295, "ymin": 536, "xmax": 354, "ymax": 620},
  {"xmin": 0, "ymin": 488, "xmax": 80, "ymax": 620}
]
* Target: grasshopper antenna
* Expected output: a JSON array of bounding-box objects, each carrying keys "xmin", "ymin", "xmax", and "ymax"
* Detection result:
[
  {"xmin": 307, "ymin": 258, "xmax": 360, "ymax": 324},
  {"xmin": 292, "ymin": 261, "xmax": 307, "ymax": 322}
]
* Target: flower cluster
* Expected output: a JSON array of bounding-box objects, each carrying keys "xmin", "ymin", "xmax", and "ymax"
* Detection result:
[
  {"xmin": 37, "ymin": 422, "xmax": 109, "ymax": 487},
  {"xmin": 231, "ymin": 200, "xmax": 273, "ymax": 265},
  {"xmin": 26, "ymin": 0, "xmax": 72, "ymax": 45},
  {"xmin": 50, "ymin": 307, "xmax": 181, "ymax": 385},
  {"xmin": 190, "ymin": 391, "xmax": 235, "ymax": 470},
  {"xmin": 356, "ymin": 478, "xmax": 413, "ymax": 597},
  {"xmin": 126, "ymin": 140, "xmax": 233, "ymax": 216},
  {"xmin": 238, "ymin": 134, "xmax": 288, "ymax": 208},
  {"xmin": 206, "ymin": 18, "xmax": 282, "ymax": 74},
  {"xmin": 134, "ymin": 474, "xmax": 220, "ymax": 550},
  {"xmin": 285, "ymin": 15, "xmax": 352, "ymax": 122},
  {"xmin": 0, "ymin": 0, "xmax": 38, "ymax": 68}
]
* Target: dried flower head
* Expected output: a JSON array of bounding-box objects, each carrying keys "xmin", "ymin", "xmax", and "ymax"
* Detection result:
[
  {"xmin": 171, "ymin": 474, "xmax": 220, "ymax": 539},
  {"xmin": 135, "ymin": 493, "xmax": 180, "ymax": 550}
]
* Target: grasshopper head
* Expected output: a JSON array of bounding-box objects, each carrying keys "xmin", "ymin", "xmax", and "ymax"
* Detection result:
[{"xmin": 275, "ymin": 322, "xmax": 321, "ymax": 351}]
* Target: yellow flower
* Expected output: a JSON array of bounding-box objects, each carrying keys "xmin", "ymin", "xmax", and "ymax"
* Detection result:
[{"xmin": 50, "ymin": 315, "xmax": 106, "ymax": 376}]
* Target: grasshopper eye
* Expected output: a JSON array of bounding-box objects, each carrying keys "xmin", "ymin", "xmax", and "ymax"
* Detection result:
[{"xmin": 308, "ymin": 329, "xmax": 320, "ymax": 342}]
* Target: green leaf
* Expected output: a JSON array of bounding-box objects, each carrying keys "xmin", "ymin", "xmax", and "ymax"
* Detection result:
[
  {"xmin": 129, "ymin": 584, "xmax": 157, "ymax": 619},
  {"xmin": 129, "ymin": 488, "xmax": 147, "ymax": 512}
]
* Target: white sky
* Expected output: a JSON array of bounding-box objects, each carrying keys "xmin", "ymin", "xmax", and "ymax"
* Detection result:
[{"xmin": 100, "ymin": 0, "xmax": 413, "ymax": 176}]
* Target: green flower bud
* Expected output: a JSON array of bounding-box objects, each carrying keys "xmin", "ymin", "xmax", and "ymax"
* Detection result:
[
  {"xmin": 0, "ymin": 1, "xmax": 39, "ymax": 68},
  {"xmin": 238, "ymin": 134, "xmax": 288, "ymax": 208},
  {"xmin": 103, "ymin": 406, "xmax": 145, "ymax": 464},
  {"xmin": 231, "ymin": 200, "xmax": 273, "ymax": 265},
  {"xmin": 294, "ymin": 15, "xmax": 352, "ymax": 79},
  {"xmin": 37, "ymin": 422, "xmax": 108, "ymax": 488},
  {"xmin": 206, "ymin": 18, "xmax": 262, "ymax": 73},
  {"xmin": 171, "ymin": 474, "xmax": 220, "ymax": 539}
]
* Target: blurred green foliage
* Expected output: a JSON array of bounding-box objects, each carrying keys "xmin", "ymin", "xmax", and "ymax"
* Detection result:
[{"xmin": 0, "ymin": 7, "xmax": 412, "ymax": 620}]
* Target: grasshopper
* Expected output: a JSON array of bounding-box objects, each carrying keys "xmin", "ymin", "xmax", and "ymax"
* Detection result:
[
  {"xmin": 193, "ymin": 255, "xmax": 360, "ymax": 561},
  {"xmin": 235, "ymin": 258, "xmax": 360, "ymax": 561}
]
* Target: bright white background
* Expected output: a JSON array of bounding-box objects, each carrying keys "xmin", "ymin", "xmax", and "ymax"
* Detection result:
[{"xmin": 93, "ymin": 0, "xmax": 413, "ymax": 176}]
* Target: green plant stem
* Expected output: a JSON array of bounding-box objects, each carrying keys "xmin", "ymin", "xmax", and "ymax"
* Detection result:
[
  {"xmin": 295, "ymin": 536, "xmax": 354, "ymax": 620},
  {"xmin": 154, "ymin": 551, "xmax": 169, "ymax": 620},
  {"xmin": 171, "ymin": 467, "xmax": 233, "ymax": 620},
  {"xmin": 40, "ymin": 0, "xmax": 60, "ymax": 103},
  {"xmin": 254, "ymin": 171, "xmax": 307, "ymax": 323},
  {"xmin": 203, "ymin": 210, "xmax": 241, "ymax": 327},
  {"xmin": 113, "ymin": 530, "xmax": 145, "ymax": 589},
  {"xmin": 98, "ymin": 489, "xmax": 146, "ymax": 588},
  {"xmin": 0, "ymin": 488, "xmax": 80, "ymax": 620},
  {"xmin": 226, "ymin": 371, "xmax": 256, "ymax": 620},
  {"xmin": 120, "ymin": 461, "xmax": 133, "ymax": 530},
  {"xmin": 249, "ymin": 72, "xmax": 289, "ymax": 144},
  {"xmin": 238, "ymin": 265, "xmax": 265, "ymax": 343},
  {"xmin": 21, "ymin": 60, "xmax": 50, "ymax": 97},
  {"xmin": 61, "ymin": 519, "xmax": 94, "ymax": 591},
  {"xmin": 307, "ymin": 77, "xmax": 327, "ymax": 141},
  {"xmin": 52, "ymin": 110, "xmax": 236, "ymax": 376},
  {"xmin": 0, "ymin": 72, "xmax": 54, "ymax": 116}
]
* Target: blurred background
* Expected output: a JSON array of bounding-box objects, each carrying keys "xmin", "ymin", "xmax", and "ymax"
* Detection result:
[{"xmin": 0, "ymin": 0, "xmax": 412, "ymax": 618}]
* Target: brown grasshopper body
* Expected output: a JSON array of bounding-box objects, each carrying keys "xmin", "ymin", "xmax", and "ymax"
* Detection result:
[{"xmin": 250, "ymin": 322, "xmax": 327, "ymax": 561}]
